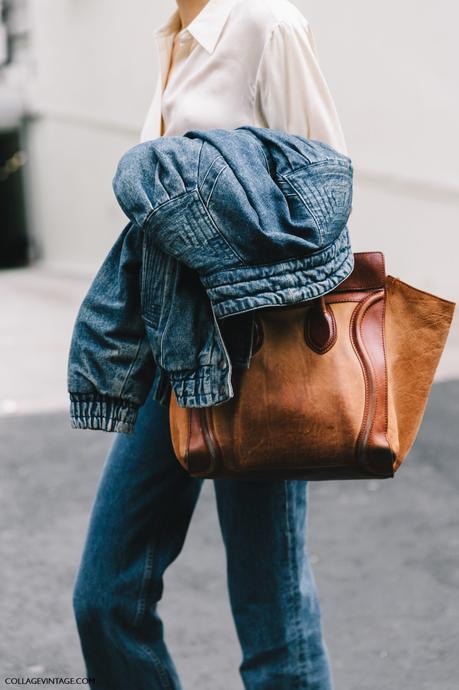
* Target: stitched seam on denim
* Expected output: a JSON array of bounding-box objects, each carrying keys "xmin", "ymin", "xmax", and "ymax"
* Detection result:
[
  {"xmin": 142, "ymin": 311, "xmax": 163, "ymax": 330},
  {"xmin": 196, "ymin": 139, "xmax": 205, "ymax": 186},
  {"xmin": 211, "ymin": 280, "xmax": 351, "ymax": 316},
  {"xmin": 203, "ymin": 163, "xmax": 229, "ymax": 208},
  {"xmin": 284, "ymin": 481, "xmax": 309, "ymax": 689},
  {"xmin": 214, "ymin": 245, "xmax": 338, "ymax": 272},
  {"xmin": 195, "ymin": 186, "xmax": 245, "ymax": 264},
  {"xmin": 131, "ymin": 476, "xmax": 185, "ymax": 632},
  {"xmin": 280, "ymin": 159, "xmax": 352, "ymax": 245},
  {"xmin": 282, "ymin": 159, "xmax": 351, "ymax": 179},
  {"xmin": 281, "ymin": 160, "xmax": 352, "ymax": 246},
  {"xmin": 158, "ymin": 259, "xmax": 179, "ymax": 367},
  {"xmin": 118, "ymin": 336, "xmax": 146, "ymax": 399},
  {"xmin": 141, "ymin": 241, "xmax": 171, "ymax": 329},
  {"xmin": 133, "ymin": 541, "xmax": 155, "ymax": 627},
  {"xmin": 140, "ymin": 643, "xmax": 174, "ymax": 690},
  {"xmin": 141, "ymin": 232, "xmax": 153, "ymax": 321},
  {"xmin": 144, "ymin": 189, "xmax": 192, "ymax": 229},
  {"xmin": 204, "ymin": 257, "xmax": 348, "ymax": 290},
  {"xmin": 130, "ymin": 458, "xmax": 202, "ymax": 623},
  {"xmin": 133, "ymin": 484, "xmax": 203, "ymax": 689},
  {"xmin": 211, "ymin": 269, "xmax": 354, "ymax": 319},
  {"xmin": 145, "ymin": 185, "xmax": 244, "ymax": 266},
  {"xmin": 132, "ymin": 534, "xmax": 176, "ymax": 690},
  {"xmin": 207, "ymin": 264, "xmax": 345, "ymax": 295},
  {"xmin": 282, "ymin": 175, "xmax": 323, "ymax": 245},
  {"xmin": 199, "ymin": 153, "xmax": 225, "ymax": 190},
  {"xmin": 284, "ymin": 481, "xmax": 299, "ymax": 688},
  {"xmin": 202, "ymin": 229, "xmax": 348, "ymax": 280},
  {"xmin": 210, "ymin": 270, "xmax": 352, "ymax": 308},
  {"xmin": 141, "ymin": 159, "xmax": 350, "ymax": 230}
]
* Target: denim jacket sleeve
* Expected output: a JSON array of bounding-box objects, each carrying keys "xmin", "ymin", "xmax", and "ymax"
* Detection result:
[
  {"xmin": 67, "ymin": 220, "xmax": 157, "ymax": 433},
  {"xmin": 67, "ymin": 215, "xmax": 234, "ymax": 431}
]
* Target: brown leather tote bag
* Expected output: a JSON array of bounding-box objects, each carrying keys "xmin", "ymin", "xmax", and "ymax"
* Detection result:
[{"xmin": 169, "ymin": 252, "xmax": 455, "ymax": 480}]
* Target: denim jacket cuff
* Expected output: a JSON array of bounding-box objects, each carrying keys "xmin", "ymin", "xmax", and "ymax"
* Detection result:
[{"xmin": 69, "ymin": 393, "xmax": 138, "ymax": 434}]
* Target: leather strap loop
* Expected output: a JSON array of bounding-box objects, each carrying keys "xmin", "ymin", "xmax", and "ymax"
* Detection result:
[{"xmin": 304, "ymin": 296, "xmax": 338, "ymax": 354}]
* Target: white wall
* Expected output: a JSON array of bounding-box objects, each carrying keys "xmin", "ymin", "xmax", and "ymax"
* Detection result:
[
  {"xmin": 24, "ymin": 0, "xmax": 171, "ymax": 270},
  {"xmin": 301, "ymin": 0, "xmax": 459, "ymax": 298},
  {"xmin": 24, "ymin": 0, "xmax": 459, "ymax": 298}
]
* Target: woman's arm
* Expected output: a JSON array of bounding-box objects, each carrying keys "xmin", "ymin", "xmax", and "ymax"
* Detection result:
[{"xmin": 254, "ymin": 19, "xmax": 348, "ymax": 156}]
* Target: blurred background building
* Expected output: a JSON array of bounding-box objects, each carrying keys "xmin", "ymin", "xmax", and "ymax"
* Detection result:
[
  {"xmin": 1, "ymin": 0, "xmax": 458, "ymax": 296},
  {"xmin": 0, "ymin": 0, "xmax": 30, "ymax": 266}
]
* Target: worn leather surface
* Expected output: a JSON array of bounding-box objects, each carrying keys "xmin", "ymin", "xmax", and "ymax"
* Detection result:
[
  {"xmin": 385, "ymin": 276, "xmax": 455, "ymax": 470},
  {"xmin": 169, "ymin": 253, "xmax": 455, "ymax": 480}
]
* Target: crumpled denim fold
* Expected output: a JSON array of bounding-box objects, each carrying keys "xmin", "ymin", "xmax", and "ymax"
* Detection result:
[{"xmin": 68, "ymin": 126, "xmax": 354, "ymax": 433}]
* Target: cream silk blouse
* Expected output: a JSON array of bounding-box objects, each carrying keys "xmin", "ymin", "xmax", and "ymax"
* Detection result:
[{"xmin": 139, "ymin": 0, "xmax": 348, "ymax": 155}]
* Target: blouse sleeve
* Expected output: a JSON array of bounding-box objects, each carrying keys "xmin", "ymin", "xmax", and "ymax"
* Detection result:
[{"xmin": 254, "ymin": 20, "xmax": 348, "ymax": 156}]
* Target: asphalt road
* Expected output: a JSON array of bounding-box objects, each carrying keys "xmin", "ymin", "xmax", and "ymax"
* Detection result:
[{"xmin": 1, "ymin": 381, "xmax": 458, "ymax": 690}]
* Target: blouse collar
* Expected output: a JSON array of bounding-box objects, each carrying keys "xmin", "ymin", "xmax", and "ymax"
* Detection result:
[{"xmin": 154, "ymin": 0, "xmax": 240, "ymax": 54}]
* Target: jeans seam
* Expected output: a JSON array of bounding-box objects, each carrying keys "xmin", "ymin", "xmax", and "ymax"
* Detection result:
[
  {"xmin": 131, "ymin": 491, "xmax": 195, "ymax": 688},
  {"xmin": 132, "ymin": 538, "xmax": 176, "ymax": 690},
  {"xmin": 133, "ymin": 541, "xmax": 156, "ymax": 627},
  {"xmin": 284, "ymin": 481, "xmax": 309, "ymax": 689},
  {"xmin": 140, "ymin": 644, "xmax": 175, "ymax": 690}
]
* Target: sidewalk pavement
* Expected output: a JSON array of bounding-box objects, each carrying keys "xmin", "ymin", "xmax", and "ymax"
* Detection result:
[{"xmin": 1, "ymin": 265, "xmax": 458, "ymax": 690}]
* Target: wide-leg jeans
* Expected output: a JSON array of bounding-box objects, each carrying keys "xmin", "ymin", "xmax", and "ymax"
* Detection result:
[{"xmin": 72, "ymin": 388, "xmax": 334, "ymax": 690}]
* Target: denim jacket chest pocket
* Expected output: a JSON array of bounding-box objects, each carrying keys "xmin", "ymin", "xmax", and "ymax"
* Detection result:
[{"xmin": 276, "ymin": 159, "xmax": 353, "ymax": 248}]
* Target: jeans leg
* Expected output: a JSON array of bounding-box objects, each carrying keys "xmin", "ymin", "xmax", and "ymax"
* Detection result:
[
  {"xmin": 214, "ymin": 479, "xmax": 334, "ymax": 690},
  {"xmin": 72, "ymin": 392, "xmax": 203, "ymax": 690}
]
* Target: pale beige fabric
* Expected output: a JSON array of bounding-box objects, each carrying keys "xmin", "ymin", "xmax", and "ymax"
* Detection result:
[{"xmin": 140, "ymin": 0, "xmax": 348, "ymax": 155}]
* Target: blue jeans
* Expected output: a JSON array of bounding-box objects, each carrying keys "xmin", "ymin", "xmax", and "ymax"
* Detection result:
[{"xmin": 72, "ymin": 389, "xmax": 334, "ymax": 690}]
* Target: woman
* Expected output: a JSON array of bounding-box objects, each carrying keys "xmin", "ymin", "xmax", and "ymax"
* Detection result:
[{"xmin": 72, "ymin": 1, "xmax": 348, "ymax": 688}]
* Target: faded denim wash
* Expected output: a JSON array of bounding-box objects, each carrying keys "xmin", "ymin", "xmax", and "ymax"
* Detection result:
[
  {"xmin": 68, "ymin": 126, "xmax": 353, "ymax": 433},
  {"xmin": 72, "ymin": 387, "xmax": 335, "ymax": 690}
]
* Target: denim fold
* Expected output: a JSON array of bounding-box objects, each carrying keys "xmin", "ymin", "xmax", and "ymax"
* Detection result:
[{"xmin": 68, "ymin": 126, "xmax": 354, "ymax": 428}]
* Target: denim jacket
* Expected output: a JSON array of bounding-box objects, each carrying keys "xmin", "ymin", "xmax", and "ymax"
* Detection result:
[{"xmin": 68, "ymin": 126, "xmax": 354, "ymax": 433}]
